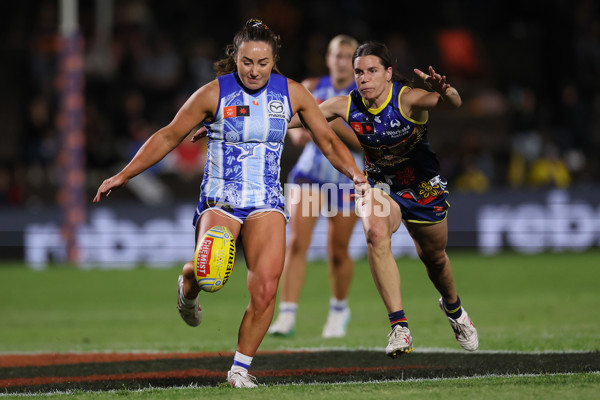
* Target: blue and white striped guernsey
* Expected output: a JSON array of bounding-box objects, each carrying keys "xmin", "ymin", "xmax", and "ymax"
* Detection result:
[{"xmin": 200, "ymin": 72, "xmax": 292, "ymax": 208}]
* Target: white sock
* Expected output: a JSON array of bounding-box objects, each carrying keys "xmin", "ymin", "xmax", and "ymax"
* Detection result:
[
  {"xmin": 231, "ymin": 351, "xmax": 253, "ymax": 374},
  {"xmin": 279, "ymin": 302, "xmax": 298, "ymax": 314},
  {"xmin": 179, "ymin": 289, "xmax": 196, "ymax": 307},
  {"xmin": 330, "ymin": 297, "xmax": 348, "ymax": 311}
]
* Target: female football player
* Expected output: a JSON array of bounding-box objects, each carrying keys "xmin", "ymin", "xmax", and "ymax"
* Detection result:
[
  {"xmin": 94, "ymin": 20, "xmax": 367, "ymax": 388},
  {"xmin": 269, "ymin": 34, "xmax": 362, "ymax": 339},
  {"xmin": 288, "ymin": 41, "xmax": 478, "ymax": 358}
]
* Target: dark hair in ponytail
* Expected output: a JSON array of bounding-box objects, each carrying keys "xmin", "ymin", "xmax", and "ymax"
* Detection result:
[
  {"xmin": 214, "ymin": 19, "xmax": 282, "ymax": 76},
  {"xmin": 353, "ymin": 41, "xmax": 411, "ymax": 86}
]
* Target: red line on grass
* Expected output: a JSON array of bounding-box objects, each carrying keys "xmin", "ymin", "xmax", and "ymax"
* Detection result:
[
  {"xmin": 0, "ymin": 369, "xmax": 223, "ymax": 388},
  {"xmin": 0, "ymin": 352, "xmax": 233, "ymax": 367},
  {"xmin": 0, "ymin": 350, "xmax": 331, "ymax": 368}
]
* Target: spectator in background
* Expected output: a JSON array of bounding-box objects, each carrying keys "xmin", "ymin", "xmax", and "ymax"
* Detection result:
[
  {"xmin": 187, "ymin": 37, "xmax": 218, "ymax": 90},
  {"xmin": 529, "ymin": 141, "xmax": 571, "ymax": 189},
  {"xmin": 454, "ymin": 155, "xmax": 490, "ymax": 194},
  {"xmin": 269, "ymin": 34, "xmax": 362, "ymax": 339},
  {"xmin": 135, "ymin": 32, "xmax": 184, "ymax": 123},
  {"xmin": 507, "ymin": 85, "xmax": 543, "ymax": 188},
  {"xmin": 0, "ymin": 167, "xmax": 24, "ymax": 205}
]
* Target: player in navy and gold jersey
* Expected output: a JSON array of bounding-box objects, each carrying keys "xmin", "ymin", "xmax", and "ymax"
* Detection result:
[
  {"xmin": 269, "ymin": 35, "xmax": 362, "ymax": 339},
  {"xmin": 288, "ymin": 41, "xmax": 478, "ymax": 358},
  {"xmin": 94, "ymin": 20, "xmax": 367, "ymax": 388}
]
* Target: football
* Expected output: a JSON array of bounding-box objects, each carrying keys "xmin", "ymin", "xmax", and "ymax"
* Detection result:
[{"xmin": 194, "ymin": 226, "xmax": 236, "ymax": 292}]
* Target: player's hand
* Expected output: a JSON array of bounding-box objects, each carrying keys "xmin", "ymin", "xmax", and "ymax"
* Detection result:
[
  {"xmin": 93, "ymin": 174, "xmax": 128, "ymax": 203},
  {"xmin": 352, "ymin": 175, "xmax": 370, "ymax": 204},
  {"xmin": 191, "ymin": 126, "xmax": 208, "ymax": 143},
  {"xmin": 414, "ymin": 66, "xmax": 451, "ymax": 94}
]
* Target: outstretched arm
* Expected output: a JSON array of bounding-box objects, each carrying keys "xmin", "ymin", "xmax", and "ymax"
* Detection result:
[
  {"xmin": 409, "ymin": 66, "xmax": 462, "ymax": 111},
  {"xmin": 94, "ymin": 80, "xmax": 219, "ymax": 202}
]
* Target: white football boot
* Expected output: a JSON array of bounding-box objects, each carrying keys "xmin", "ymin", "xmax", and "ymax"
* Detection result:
[
  {"xmin": 227, "ymin": 370, "xmax": 258, "ymax": 388},
  {"xmin": 177, "ymin": 275, "xmax": 202, "ymax": 327},
  {"xmin": 439, "ymin": 297, "xmax": 479, "ymax": 351},
  {"xmin": 386, "ymin": 325, "xmax": 414, "ymax": 358},
  {"xmin": 322, "ymin": 306, "xmax": 351, "ymax": 338},
  {"xmin": 268, "ymin": 310, "xmax": 296, "ymax": 336}
]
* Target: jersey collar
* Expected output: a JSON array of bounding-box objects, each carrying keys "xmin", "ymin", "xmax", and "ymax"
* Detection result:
[{"xmin": 362, "ymin": 83, "xmax": 393, "ymax": 114}]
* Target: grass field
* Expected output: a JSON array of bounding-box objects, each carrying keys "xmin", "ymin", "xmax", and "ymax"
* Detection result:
[{"xmin": 1, "ymin": 250, "xmax": 599, "ymax": 398}]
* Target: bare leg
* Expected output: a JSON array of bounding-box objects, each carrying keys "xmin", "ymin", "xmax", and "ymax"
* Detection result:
[
  {"xmin": 405, "ymin": 219, "xmax": 457, "ymax": 303},
  {"xmin": 237, "ymin": 211, "xmax": 286, "ymax": 356},
  {"xmin": 357, "ymin": 189, "xmax": 404, "ymax": 313},
  {"xmin": 326, "ymin": 211, "xmax": 358, "ymax": 300},
  {"xmin": 279, "ymin": 186, "xmax": 320, "ymax": 303}
]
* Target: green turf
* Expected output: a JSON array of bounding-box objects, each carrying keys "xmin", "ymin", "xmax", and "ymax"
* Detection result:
[
  {"xmin": 1, "ymin": 250, "xmax": 598, "ymax": 353},
  {"xmin": 1, "ymin": 374, "xmax": 597, "ymax": 399},
  {"xmin": 1, "ymin": 250, "xmax": 599, "ymax": 398}
]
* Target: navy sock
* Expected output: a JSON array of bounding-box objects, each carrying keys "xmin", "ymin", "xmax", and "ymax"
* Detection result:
[
  {"xmin": 388, "ymin": 310, "xmax": 408, "ymax": 329},
  {"xmin": 443, "ymin": 296, "xmax": 463, "ymax": 319}
]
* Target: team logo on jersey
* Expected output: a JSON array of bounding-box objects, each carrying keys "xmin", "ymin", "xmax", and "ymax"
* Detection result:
[
  {"xmin": 351, "ymin": 122, "xmax": 375, "ymax": 135},
  {"xmin": 224, "ymin": 105, "xmax": 250, "ymax": 118},
  {"xmin": 268, "ymin": 100, "xmax": 285, "ymax": 118}
]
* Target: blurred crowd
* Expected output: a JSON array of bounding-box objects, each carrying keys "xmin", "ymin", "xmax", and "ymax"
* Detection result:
[{"xmin": 1, "ymin": 0, "xmax": 599, "ymax": 207}]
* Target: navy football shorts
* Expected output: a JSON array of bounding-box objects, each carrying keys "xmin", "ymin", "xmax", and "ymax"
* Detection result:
[{"xmin": 367, "ymin": 178, "xmax": 449, "ymax": 224}]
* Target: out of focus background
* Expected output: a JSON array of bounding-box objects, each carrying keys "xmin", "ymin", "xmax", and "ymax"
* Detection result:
[{"xmin": 1, "ymin": 0, "xmax": 599, "ymax": 268}]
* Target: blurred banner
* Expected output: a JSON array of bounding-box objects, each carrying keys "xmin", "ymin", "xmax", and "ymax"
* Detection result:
[{"xmin": 1, "ymin": 188, "xmax": 599, "ymax": 269}]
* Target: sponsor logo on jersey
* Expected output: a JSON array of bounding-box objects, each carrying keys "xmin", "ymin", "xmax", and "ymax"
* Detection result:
[
  {"xmin": 224, "ymin": 105, "xmax": 250, "ymax": 118},
  {"xmin": 351, "ymin": 122, "xmax": 375, "ymax": 135},
  {"xmin": 268, "ymin": 100, "xmax": 285, "ymax": 118}
]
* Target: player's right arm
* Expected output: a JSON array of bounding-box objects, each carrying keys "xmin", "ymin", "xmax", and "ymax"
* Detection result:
[{"xmin": 94, "ymin": 80, "xmax": 219, "ymax": 202}]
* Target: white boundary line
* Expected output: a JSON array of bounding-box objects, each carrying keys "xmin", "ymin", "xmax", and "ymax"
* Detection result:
[{"xmin": 1, "ymin": 372, "xmax": 597, "ymax": 397}]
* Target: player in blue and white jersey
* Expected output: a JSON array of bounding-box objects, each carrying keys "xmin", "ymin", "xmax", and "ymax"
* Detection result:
[
  {"xmin": 269, "ymin": 35, "xmax": 363, "ymax": 339},
  {"xmin": 288, "ymin": 41, "xmax": 478, "ymax": 358},
  {"xmin": 94, "ymin": 20, "xmax": 368, "ymax": 388}
]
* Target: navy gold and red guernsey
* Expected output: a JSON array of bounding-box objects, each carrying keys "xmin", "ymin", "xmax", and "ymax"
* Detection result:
[{"xmin": 346, "ymin": 81, "xmax": 448, "ymax": 209}]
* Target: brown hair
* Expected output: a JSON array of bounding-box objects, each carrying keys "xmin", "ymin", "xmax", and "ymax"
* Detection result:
[
  {"xmin": 214, "ymin": 19, "xmax": 282, "ymax": 76},
  {"xmin": 353, "ymin": 41, "xmax": 411, "ymax": 86}
]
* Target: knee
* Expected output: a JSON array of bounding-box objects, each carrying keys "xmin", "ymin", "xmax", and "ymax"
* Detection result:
[
  {"xmin": 329, "ymin": 242, "xmax": 350, "ymax": 267},
  {"xmin": 249, "ymin": 275, "xmax": 279, "ymax": 311},
  {"xmin": 420, "ymin": 250, "xmax": 447, "ymax": 271},
  {"xmin": 286, "ymin": 232, "xmax": 310, "ymax": 256},
  {"xmin": 364, "ymin": 225, "xmax": 391, "ymax": 256}
]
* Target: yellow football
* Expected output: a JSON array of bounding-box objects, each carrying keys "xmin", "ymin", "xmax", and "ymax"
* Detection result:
[{"xmin": 194, "ymin": 226, "xmax": 236, "ymax": 292}]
